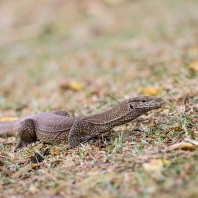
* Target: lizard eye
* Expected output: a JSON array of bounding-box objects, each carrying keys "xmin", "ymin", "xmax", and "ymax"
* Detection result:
[
  {"xmin": 142, "ymin": 100, "xmax": 146, "ymax": 103},
  {"xmin": 130, "ymin": 104, "xmax": 134, "ymax": 109}
]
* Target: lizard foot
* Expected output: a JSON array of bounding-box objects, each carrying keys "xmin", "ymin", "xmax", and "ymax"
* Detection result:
[
  {"xmin": 66, "ymin": 145, "xmax": 75, "ymax": 150},
  {"xmin": 14, "ymin": 139, "xmax": 28, "ymax": 152}
]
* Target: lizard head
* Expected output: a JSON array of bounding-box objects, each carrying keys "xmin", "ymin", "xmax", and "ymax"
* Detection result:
[{"xmin": 127, "ymin": 96, "xmax": 165, "ymax": 113}]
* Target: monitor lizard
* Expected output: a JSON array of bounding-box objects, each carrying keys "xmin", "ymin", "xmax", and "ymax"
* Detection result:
[{"xmin": 0, "ymin": 96, "xmax": 164, "ymax": 151}]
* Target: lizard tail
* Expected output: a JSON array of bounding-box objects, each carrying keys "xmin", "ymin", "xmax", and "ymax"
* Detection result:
[{"xmin": 0, "ymin": 120, "xmax": 20, "ymax": 137}]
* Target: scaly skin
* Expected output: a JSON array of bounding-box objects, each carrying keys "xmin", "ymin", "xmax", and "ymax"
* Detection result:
[{"xmin": 0, "ymin": 96, "xmax": 164, "ymax": 151}]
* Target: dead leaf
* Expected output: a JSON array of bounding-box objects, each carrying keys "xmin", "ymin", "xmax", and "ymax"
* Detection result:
[
  {"xmin": 60, "ymin": 81, "xmax": 84, "ymax": 91},
  {"xmin": 82, "ymin": 195, "xmax": 117, "ymax": 198},
  {"xmin": 189, "ymin": 60, "xmax": 198, "ymax": 72},
  {"xmin": 29, "ymin": 185, "xmax": 40, "ymax": 194},
  {"xmin": 51, "ymin": 149, "xmax": 59, "ymax": 155},
  {"xmin": 143, "ymin": 159, "xmax": 170, "ymax": 172},
  {"xmin": 0, "ymin": 160, "xmax": 5, "ymax": 171},
  {"xmin": 62, "ymin": 160, "xmax": 75, "ymax": 168},
  {"xmin": 171, "ymin": 126, "xmax": 182, "ymax": 132},
  {"xmin": 142, "ymin": 87, "xmax": 161, "ymax": 96},
  {"xmin": 70, "ymin": 82, "xmax": 84, "ymax": 91},
  {"xmin": 11, "ymin": 165, "xmax": 31, "ymax": 179},
  {"xmin": 31, "ymin": 163, "xmax": 41, "ymax": 169},
  {"xmin": 0, "ymin": 117, "xmax": 19, "ymax": 122},
  {"xmin": 0, "ymin": 138, "xmax": 6, "ymax": 143},
  {"xmin": 53, "ymin": 182, "xmax": 70, "ymax": 195},
  {"xmin": 168, "ymin": 142, "xmax": 196, "ymax": 151},
  {"xmin": 2, "ymin": 170, "xmax": 13, "ymax": 177},
  {"xmin": 189, "ymin": 47, "xmax": 198, "ymax": 56},
  {"xmin": 78, "ymin": 173, "xmax": 117, "ymax": 188}
]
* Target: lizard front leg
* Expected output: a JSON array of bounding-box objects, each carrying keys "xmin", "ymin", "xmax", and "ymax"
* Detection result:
[
  {"xmin": 14, "ymin": 119, "xmax": 36, "ymax": 151},
  {"xmin": 68, "ymin": 118, "xmax": 102, "ymax": 148},
  {"xmin": 68, "ymin": 119, "xmax": 93, "ymax": 148}
]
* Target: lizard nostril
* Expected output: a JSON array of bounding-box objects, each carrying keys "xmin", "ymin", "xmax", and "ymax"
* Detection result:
[{"xmin": 142, "ymin": 100, "xmax": 146, "ymax": 103}]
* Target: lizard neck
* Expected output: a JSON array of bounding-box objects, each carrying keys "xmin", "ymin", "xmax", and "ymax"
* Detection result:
[
  {"xmin": 85, "ymin": 101, "xmax": 147, "ymax": 129},
  {"xmin": 108, "ymin": 110, "xmax": 144, "ymax": 128},
  {"xmin": 85, "ymin": 101, "xmax": 130, "ymax": 125}
]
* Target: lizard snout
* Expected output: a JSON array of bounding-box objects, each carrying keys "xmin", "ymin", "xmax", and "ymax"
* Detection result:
[{"xmin": 154, "ymin": 97, "xmax": 165, "ymax": 108}]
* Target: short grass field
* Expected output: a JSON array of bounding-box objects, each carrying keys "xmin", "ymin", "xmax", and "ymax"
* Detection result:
[{"xmin": 0, "ymin": 0, "xmax": 198, "ymax": 197}]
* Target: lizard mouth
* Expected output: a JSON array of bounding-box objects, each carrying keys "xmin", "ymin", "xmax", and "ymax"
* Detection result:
[{"xmin": 152, "ymin": 97, "xmax": 165, "ymax": 109}]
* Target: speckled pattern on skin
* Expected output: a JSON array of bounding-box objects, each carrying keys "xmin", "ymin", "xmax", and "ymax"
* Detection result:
[
  {"xmin": 14, "ymin": 112, "xmax": 77, "ymax": 150},
  {"xmin": 68, "ymin": 96, "xmax": 164, "ymax": 148},
  {"xmin": 0, "ymin": 96, "xmax": 165, "ymax": 150}
]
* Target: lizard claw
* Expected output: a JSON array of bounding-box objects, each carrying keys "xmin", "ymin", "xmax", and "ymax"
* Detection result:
[
  {"xmin": 66, "ymin": 145, "xmax": 73, "ymax": 150},
  {"xmin": 65, "ymin": 146, "xmax": 70, "ymax": 151},
  {"xmin": 66, "ymin": 143, "xmax": 79, "ymax": 150},
  {"xmin": 14, "ymin": 139, "xmax": 28, "ymax": 152}
]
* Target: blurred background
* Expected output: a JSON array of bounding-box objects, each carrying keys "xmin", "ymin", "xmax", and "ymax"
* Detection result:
[
  {"xmin": 0, "ymin": 0, "xmax": 198, "ymax": 116},
  {"xmin": 1, "ymin": 2, "xmax": 198, "ymax": 197}
]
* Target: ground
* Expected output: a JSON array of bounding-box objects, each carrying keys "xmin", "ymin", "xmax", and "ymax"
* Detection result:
[{"xmin": 0, "ymin": 0, "xmax": 198, "ymax": 197}]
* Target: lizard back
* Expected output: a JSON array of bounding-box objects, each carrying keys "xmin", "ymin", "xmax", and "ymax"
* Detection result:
[{"xmin": 30, "ymin": 113, "xmax": 77, "ymax": 143}]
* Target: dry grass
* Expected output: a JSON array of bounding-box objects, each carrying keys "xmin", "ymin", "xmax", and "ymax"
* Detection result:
[{"xmin": 0, "ymin": 0, "xmax": 198, "ymax": 197}]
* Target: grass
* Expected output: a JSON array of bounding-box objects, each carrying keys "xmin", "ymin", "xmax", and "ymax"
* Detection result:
[{"xmin": 0, "ymin": 0, "xmax": 198, "ymax": 197}]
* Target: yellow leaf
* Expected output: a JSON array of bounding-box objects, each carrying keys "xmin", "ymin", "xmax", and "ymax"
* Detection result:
[
  {"xmin": 163, "ymin": 109, "xmax": 170, "ymax": 113},
  {"xmin": 189, "ymin": 60, "xmax": 198, "ymax": 72},
  {"xmin": 51, "ymin": 149, "xmax": 59, "ymax": 155},
  {"xmin": 189, "ymin": 47, "xmax": 198, "ymax": 56},
  {"xmin": 162, "ymin": 159, "xmax": 171, "ymax": 165},
  {"xmin": 60, "ymin": 81, "xmax": 84, "ymax": 91},
  {"xmin": 142, "ymin": 87, "xmax": 161, "ymax": 96},
  {"xmin": 171, "ymin": 126, "xmax": 182, "ymax": 132},
  {"xmin": 0, "ymin": 117, "xmax": 19, "ymax": 122},
  {"xmin": 31, "ymin": 163, "xmax": 41, "ymax": 169},
  {"xmin": 168, "ymin": 142, "xmax": 196, "ymax": 151},
  {"xmin": 143, "ymin": 159, "xmax": 170, "ymax": 172},
  {"xmin": 70, "ymin": 82, "xmax": 84, "ymax": 91}
]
